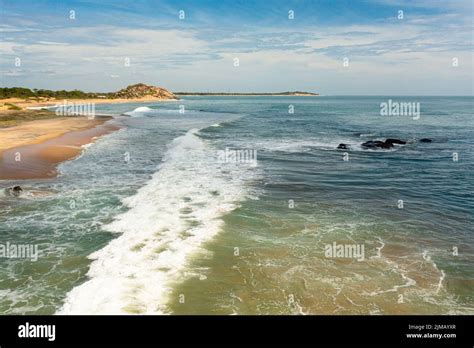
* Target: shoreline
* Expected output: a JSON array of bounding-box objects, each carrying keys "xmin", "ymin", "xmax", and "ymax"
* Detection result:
[
  {"xmin": 0, "ymin": 92, "xmax": 312, "ymax": 181},
  {"xmin": 0, "ymin": 96, "xmax": 178, "ymax": 112},
  {"xmin": 0, "ymin": 116, "xmax": 119, "ymax": 180},
  {"xmin": 0, "ymin": 97, "xmax": 177, "ymax": 181}
]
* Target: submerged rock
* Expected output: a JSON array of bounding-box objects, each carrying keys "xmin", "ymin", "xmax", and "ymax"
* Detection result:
[
  {"xmin": 385, "ymin": 138, "xmax": 406, "ymax": 145},
  {"xmin": 419, "ymin": 138, "xmax": 432, "ymax": 143},
  {"xmin": 7, "ymin": 185, "xmax": 23, "ymax": 197},
  {"xmin": 337, "ymin": 143, "xmax": 350, "ymax": 150},
  {"xmin": 361, "ymin": 138, "xmax": 407, "ymax": 150},
  {"xmin": 361, "ymin": 140, "xmax": 392, "ymax": 149},
  {"xmin": 2, "ymin": 186, "xmax": 57, "ymax": 199}
]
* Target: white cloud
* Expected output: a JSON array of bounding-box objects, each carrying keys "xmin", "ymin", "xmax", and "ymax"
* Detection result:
[{"xmin": 0, "ymin": 14, "xmax": 472, "ymax": 95}]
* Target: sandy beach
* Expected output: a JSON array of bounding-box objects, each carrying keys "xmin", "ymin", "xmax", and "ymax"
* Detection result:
[
  {"xmin": 0, "ymin": 93, "xmax": 181, "ymax": 180},
  {"xmin": 0, "ymin": 116, "xmax": 118, "ymax": 180}
]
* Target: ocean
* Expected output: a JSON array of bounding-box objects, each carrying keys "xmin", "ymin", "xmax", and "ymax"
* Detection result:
[{"xmin": 0, "ymin": 96, "xmax": 473, "ymax": 314}]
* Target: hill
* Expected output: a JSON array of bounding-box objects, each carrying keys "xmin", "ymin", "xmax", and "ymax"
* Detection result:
[{"xmin": 113, "ymin": 83, "xmax": 178, "ymax": 100}]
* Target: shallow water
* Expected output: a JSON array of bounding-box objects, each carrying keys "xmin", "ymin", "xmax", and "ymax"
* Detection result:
[{"xmin": 0, "ymin": 96, "xmax": 473, "ymax": 314}]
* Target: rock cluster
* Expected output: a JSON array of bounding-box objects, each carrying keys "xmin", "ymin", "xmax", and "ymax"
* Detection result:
[
  {"xmin": 337, "ymin": 138, "xmax": 432, "ymax": 150},
  {"xmin": 113, "ymin": 83, "xmax": 178, "ymax": 100}
]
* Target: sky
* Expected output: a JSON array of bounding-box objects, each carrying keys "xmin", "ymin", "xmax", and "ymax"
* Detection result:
[{"xmin": 0, "ymin": 0, "xmax": 473, "ymax": 95}]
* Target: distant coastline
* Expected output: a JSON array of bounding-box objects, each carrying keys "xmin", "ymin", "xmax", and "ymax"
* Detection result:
[{"xmin": 174, "ymin": 91, "xmax": 319, "ymax": 96}]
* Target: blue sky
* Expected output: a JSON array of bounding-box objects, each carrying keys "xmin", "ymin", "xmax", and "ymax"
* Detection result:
[{"xmin": 0, "ymin": 0, "xmax": 472, "ymax": 95}]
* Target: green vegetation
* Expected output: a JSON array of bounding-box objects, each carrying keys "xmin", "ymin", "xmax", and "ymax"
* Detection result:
[
  {"xmin": 0, "ymin": 87, "xmax": 112, "ymax": 99},
  {"xmin": 0, "ymin": 87, "xmax": 36, "ymax": 99},
  {"xmin": 0, "ymin": 109, "xmax": 58, "ymax": 128}
]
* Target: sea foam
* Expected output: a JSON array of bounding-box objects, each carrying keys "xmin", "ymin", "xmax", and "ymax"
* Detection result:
[
  {"xmin": 124, "ymin": 106, "xmax": 154, "ymax": 116},
  {"xmin": 58, "ymin": 129, "xmax": 256, "ymax": 314}
]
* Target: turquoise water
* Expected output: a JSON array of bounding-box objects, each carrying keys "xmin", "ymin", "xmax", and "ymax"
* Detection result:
[{"xmin": 0, "ymin": 96, "xmax": 473, "ymax": 314}]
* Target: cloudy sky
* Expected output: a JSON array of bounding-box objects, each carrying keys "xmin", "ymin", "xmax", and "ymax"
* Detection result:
[{"xmin": 0, "ymin": 0, "xmax": 472, "ymax": 95}]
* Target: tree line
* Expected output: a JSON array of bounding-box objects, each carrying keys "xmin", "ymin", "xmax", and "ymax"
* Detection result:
[{"xmin": 0, "ymin": 87, "xmax": 113, "ymax": 99}]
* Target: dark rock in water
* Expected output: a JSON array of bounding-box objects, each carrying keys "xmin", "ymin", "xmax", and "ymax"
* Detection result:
[
  {"xmin": 337, "ymin": 143, "xmax": 350, "ymax": 150},
  {"xmin": 385, "ymin": 138, "xmax": 406, "ymax": 145},
  {"xmin": 361, "ymin": 140, "xmax": 392, "ymax": 149},
  {"xmin": 7, "ymin": 185, "xmax": 23, "ymax": 197},
  {"xmin": 362, "ymin": 138, "xmax": 407, "ymax": 150},
  {"xmin": 419, "ymin": 138, "xmax": 432, "ymax": 143}
]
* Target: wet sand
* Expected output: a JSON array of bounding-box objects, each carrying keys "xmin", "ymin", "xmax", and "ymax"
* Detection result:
[
  {"xmin": 0, "ymin": 116, "xmax": 112, "ymax": 152},
  {"xmin": 0, "ymin": 118, "xmax": 119, "ymax": 180}
]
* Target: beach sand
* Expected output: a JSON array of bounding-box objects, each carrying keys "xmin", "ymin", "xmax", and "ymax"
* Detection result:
[
  {"xmin": 0, "ymin": 96, "xmax": 177, "ymax": 180},
  {"xmin": 0, "ymin": 116, "xmax": 119, "ymax": 180},
  {"xmin": 0, "ymin": 96, "xmax": 177, "ymax": 112}
]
